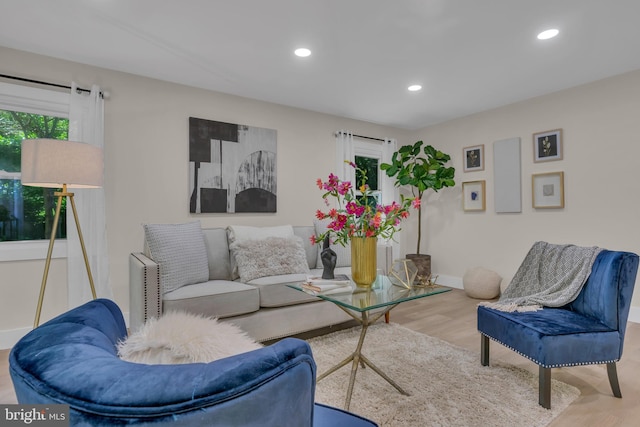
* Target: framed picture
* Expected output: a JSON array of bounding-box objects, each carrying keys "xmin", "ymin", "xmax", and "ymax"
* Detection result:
[
  {"xmin": 463, "ymin": 144, "xmax": 484, "ymax": 172},
  {"xmin": 533, "ymin": 129, "xmax": 562, "ymax": 162},
  {"xmin": 532, "ymin": 172, "xmax": 564, "ymax": 208},
  {"xmin": 462, "ymin": 180, "xmax": 486, "ymax": 211},
  {"xmin": 189, "ymin": 117, "xmax": 277, "ymax": 213}
]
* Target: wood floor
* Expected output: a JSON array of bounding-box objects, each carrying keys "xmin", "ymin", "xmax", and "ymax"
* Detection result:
[{"xmin": 2, "ymin": 288, "xmax": 639, "ymax": 426}]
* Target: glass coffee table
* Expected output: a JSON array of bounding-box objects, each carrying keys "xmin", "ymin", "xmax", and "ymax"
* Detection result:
[{"xmin": 290, "ymin": 275, "xmax": 450, "ymax": 410}]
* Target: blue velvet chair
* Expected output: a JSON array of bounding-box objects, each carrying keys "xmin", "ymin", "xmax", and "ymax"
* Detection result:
[
  {"xmin": 10, "ymin": 299, "xmax": 377, "ymax": 426},
  {"xmin": 478, "ymin": 250, "xmax": 638, "ymax": 409}
]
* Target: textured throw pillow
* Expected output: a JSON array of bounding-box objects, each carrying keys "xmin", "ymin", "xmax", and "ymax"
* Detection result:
[
  {"xmin": 313, "ymin": 219, "xmax": 352, "ymax": 268},
  {"xmin": 143, "ymin": 221, "xmax": 209, "ymax": 294},
  {"xmin": 117, "ymin": 311, "xmax": 262, "ymax": 364},
  {"xmin": 230, "ymin": 236, "xmax": 310, "ymax": 283},
  {"xmin": 463, "ymin": 267, "xmax": 503, "ymax": 299},
  {"xmin": 227, "ymin": 225, "xmax": 296, "ymax": 279}
]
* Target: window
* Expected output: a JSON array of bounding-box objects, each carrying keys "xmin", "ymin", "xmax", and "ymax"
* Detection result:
[
  {"xmin": 0, "ymin": 82, "xmax": 70, "ymax": 261},
  {"xmin": 354, "ymin": 139, "xmax": 383, "ymax": 205},
  {"xmin": 355, "ymin": 155, "xmax": 381, "ymax": 206}
]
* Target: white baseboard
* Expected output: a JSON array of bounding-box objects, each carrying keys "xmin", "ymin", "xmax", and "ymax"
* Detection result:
[{"xmin": 434, "ymin": 273, "xmax": 463, "ymax": 290}]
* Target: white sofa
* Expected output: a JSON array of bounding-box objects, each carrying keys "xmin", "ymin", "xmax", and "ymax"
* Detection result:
[{"xmin": 129, "ymin": 224, "xmax": 392, "ymax": 342}]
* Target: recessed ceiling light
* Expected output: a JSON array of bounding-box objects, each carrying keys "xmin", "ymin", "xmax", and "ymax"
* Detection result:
[
  {"xmin": 294, "ymin": 48, "xmax": 311, "ymax": 57},
  {"xmin": 408, "ymin": 84, "xmax": 422, "ymax": 92},
  {"xmin": 537, "ymin": 29, "xmax": 559, "ymax": 40}
]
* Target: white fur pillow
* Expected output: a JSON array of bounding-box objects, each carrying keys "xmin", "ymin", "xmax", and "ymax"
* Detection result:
[
  {"xmin": 117, "ymin": 311, "xmax": 262, "ymax": 364},
  {"xmin": 227, "ymin": 225, "xmax": 296, "ymax": 279},
  {"xmin": 230, "ymin": 236, "xmax": 310, "ymax": 283}
]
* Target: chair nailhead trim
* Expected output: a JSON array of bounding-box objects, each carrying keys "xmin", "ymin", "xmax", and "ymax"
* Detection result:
[{"xmin": 481, "ymin": 333, "xmax": 619, "ymax": 368}]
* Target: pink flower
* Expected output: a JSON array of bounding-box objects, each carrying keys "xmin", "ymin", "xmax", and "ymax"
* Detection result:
[
  {"xmin": 337, "ymin": 181, "xmax": 352, "ymax": 195},
  {"xmin": 346, "ymin": 201, "xmax": 365, "ymax": 216},
  {"xmin": 412, "ymin": 198, "xmax": 421, "ymax": 209},
  {"xmin": 313, "ymin": 167, "xmax": 414, "ymax": 245}
]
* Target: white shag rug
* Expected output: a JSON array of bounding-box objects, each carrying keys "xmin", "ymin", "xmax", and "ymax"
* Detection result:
[{"xmin": 308, "ymin": 323, "xmax": 580, "ymax": 427}]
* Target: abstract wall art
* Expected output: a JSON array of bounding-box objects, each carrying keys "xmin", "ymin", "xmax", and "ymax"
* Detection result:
[{"xmin": 189, "ymin": 117, "xmax": 277, "ymax": 213}]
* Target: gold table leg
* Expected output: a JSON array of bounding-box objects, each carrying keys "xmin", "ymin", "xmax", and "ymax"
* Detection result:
[{"xmin": 317, "ymin": 305, "xmax": 410, "ymax": 410}]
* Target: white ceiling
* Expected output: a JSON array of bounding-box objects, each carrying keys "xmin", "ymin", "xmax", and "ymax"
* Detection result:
[{"xmin": 2, "ymin": 0, "xmax": 640, "ymax": 130}]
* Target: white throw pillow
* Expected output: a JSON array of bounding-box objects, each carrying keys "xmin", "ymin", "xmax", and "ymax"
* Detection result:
[
  {"xmin": 143, "ymin": 221, "xmax": 210, "ymax": 294},
  {"xmin": 227, "ymin": 225, "xmax": 296, "ymax": 278},
  {"xmin": 313, "ymin": 219, "xmax": 352, "ymax": 268},
  {"xmin": 117, "ymin": 311, "xmax": 262, "ymax": 364},
  {"xmin": 230, "ymin": 236, "xmax": 310, "ymax": 283},
  {"xmin": 227, "ymin": 225, "xmax": 295, "ymax": 243}
]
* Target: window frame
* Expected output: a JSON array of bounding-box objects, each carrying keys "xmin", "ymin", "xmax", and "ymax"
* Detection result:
[{"xmin": 0, "ymin": 82, "xmax": 70, "ymax": 262}]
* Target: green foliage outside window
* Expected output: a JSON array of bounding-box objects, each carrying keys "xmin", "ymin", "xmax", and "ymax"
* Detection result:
[
  {"xmin": 355, "ymin": 155, "xmax": 380, "ymax": 206},
  {"xmin": 0, "ymin": 110, "xmax": 69, "ymax": 241}
]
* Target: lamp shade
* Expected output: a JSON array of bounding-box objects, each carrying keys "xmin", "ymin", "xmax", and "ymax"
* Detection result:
[{"xmin": 21, "ymin": 139, "xmax": 103, "ymax": 188}]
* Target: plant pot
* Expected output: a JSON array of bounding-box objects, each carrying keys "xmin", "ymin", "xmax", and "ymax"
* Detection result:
[
  {"xmin": 406, "ymin": 254, "xmax": 431, "ymax": 285},
  {"xmin": 350, "ymin": 237, "xmax": 378, "ymax": 287}
]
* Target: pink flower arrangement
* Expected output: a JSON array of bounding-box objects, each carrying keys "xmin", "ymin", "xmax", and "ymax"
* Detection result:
[{"xmin": 311, "ymin": 161, "xmax": 419, "ymax": 247}]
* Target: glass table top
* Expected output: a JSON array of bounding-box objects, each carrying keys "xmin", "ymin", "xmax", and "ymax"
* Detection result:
[{"xmin": 289, "ymin": 275, "xmax": 450, "ymax": 312}]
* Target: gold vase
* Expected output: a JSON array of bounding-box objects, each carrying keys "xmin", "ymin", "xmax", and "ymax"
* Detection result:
[{"xmin": 350, "ymin": 236, "xmax": 378, "ymax": 287}]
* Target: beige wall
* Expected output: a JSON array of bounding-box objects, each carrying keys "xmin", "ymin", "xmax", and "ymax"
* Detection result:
[
  {"xmin": 0, "ymin": 46, "xmax": 412, "ymax": 346},
  {"xmin": 408, "ymin": 69, "xmax": 640, "ymax": 318},
  {"xmin": 2, "ymin": 45, "xmax": 640, "ymax": 347}
]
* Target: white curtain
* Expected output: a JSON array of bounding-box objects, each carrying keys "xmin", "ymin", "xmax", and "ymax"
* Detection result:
[
  {"xmin": 382, "ymin": 138, "xmax": 401, "ymax": 259},
  {"xmin": 67, "ymin": 83, "xmax": 112, "ymax": 307},
  {"xmin": 381, "ymin": 138, "xmax": 398, "ymax": 205},
  {"xmin": 335, "ymin": 130, "xmax": 355, "ymax": 182}
]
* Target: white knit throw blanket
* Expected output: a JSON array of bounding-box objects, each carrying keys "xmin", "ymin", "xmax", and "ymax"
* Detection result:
[{"xmin": 481, "ymin": 241, "xmax": 602, "ymax": 312}]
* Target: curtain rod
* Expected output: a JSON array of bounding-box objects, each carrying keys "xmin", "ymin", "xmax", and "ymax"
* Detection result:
[
  {"xmin": 334, "ymin": 131, "xmax": 386, "ymax": 142},
  {"xmin": 0, "ymin": 73, "xmax": 104, "ymax": 98}
]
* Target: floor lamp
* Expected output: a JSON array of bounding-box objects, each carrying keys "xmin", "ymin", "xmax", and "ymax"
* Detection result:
[{"xmin": 21, "ymin": 138, "xmax": 104, "ymax": 328}]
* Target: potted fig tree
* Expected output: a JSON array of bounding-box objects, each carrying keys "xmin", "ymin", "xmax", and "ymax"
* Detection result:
[{"xmin": 380, "ymin": 140, "xmax": 455, "ymax": 283}]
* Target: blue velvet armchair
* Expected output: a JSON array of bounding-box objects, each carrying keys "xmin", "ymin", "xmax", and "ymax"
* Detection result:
[
  {"xmin": 10, "ymin": 299, "xmax": 377, "ymax": 426},
  {"xmin": 478, "ymin": 250, "xmax": 639, "ymax": 409}
]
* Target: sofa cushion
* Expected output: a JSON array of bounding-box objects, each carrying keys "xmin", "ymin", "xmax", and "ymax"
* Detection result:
[
  {"xmin": 117, "ymin": 311, "xmax": 262, "ymax": 364},
  {"xmin": 247, "ymin": 273, "xmax": 320, "ymax": 307},
  {"xmin": 227, "ymin": 225, "xmax": 296, "ymax": 279},
  {"xmin": 314, "ymin": 219, "xmax": 352, "ymax": 268},
  {"xmin": 227, "ymin": 224, "xmax": 295, "ymax": 242},
  {"xmin": 144, "ymin": 221, "xmax": 210, "ymax": 293},
  {"xmin": 163, "ymin": 280, "xmax": 259, "ymax": 319},
  {"xmin": 230, "ymin": 236, "xmax": 310, "ymax": 283},
  {"xmin": 202, "ymin": 228, "xmax": 233, "ymax": 280},
  {"xmin": 477, "ymin": 305, "xmax": 618, "ymax": 367},
  {"xmin": 294, "ymin": 226, "xmax": 320, "ymax": 269}
]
